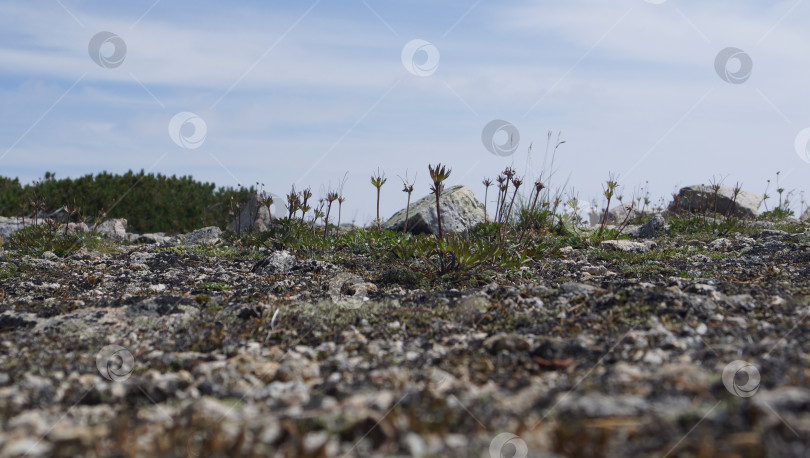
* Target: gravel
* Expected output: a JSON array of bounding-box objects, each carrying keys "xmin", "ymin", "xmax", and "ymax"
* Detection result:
[{"xmin": 1, "ymin": 223, "xmax": 810, "ymax": 456}]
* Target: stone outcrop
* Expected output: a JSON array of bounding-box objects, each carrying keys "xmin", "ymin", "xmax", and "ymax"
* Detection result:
[
  {"xmin": 251, "ymin": 250, "xmax": 297, "ymax": 274},
  {"xmin": 65, "ymin": 222, "xmax": 89, "ymax": 236},
  {"xmin": 589, "ymin": 205, "xmax": 653, "ymax": 226},
  {"xmin": 228, "ymin": 193, "xmax": 274, "ymax": 234},
  {"xmin": 0, "ymin": 217, "xmax": 27, "ymax": 239},
  {"xmin": 667, "ymin": 185, "xmax": 763, "ymax": 219},
  {"xmin": 383, "ymin": 185, "xmax": 486, "ymax": 235},
  {"xmin": 169, "ymin": 226, "xmax": 222, "ymax": 247},
  {"xmin": 93, "ymin": 219, "xmax": 127, "ymax": 239},
  {"xmin": 600, "ymin": 240, "xmax": 657, "ymax": 253},
  {"xmin": 135, "ymin": 233, "xmax": 169, "ymax": 245},
  {"xmin": 635, "ymin": 214, "xmax": 667, "ymax": 238}
]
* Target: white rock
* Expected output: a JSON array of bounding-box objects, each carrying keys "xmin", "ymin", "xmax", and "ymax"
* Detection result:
[
  {"xmin": 600, "ymin": 240, "xmax": 656, "ymax": 253},
  {"xmin": 93, "ymin": 218, "xmax": 127, "ymax": 239},
  {"xmin": 2, "ymin": 437, "xmax": 52, "ymax": 457},
  {"xmin": 252, "ymin": 250, "xmax": 296, "ymax": 274},
  {"xmin": 66, "ymin": 222, "xmax": 88, "ymax": 235},
  {"xmin": 404, "ymin": 432, "xmax": 427, "ymax": 457},
  {"xmin": 708, "ymin": 238, "xmax": 732, "ymax": 251},
  {"xmin": 383, "ymin": 185, "xmax": 486, "ymax": 235},
  {"xmin": 228, "ymin": 193, "xmax": 275, "ymax": 234},
  {"xmin": 171, "ymin": 226, "xmax": 222, "ymax": 247},
  {"xmin": 149, "ymin": 284, "xmax": 167, "ymax": 293}
]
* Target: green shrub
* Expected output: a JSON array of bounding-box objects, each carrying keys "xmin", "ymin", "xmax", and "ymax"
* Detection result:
[
  {"xmin": 1, "ymin": 170, "xmax": 254, "ymax": 234},
  {"xmin": 4, "ymin": 224, "xmax": 82, "ymax": 257},
  {"xmin": 759, "ymin": 207, "xmax": 794, "ymax": 221}
]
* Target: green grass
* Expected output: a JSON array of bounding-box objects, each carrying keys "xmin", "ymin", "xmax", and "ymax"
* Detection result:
[
  {"xmin": 619, "ymin": 260, "xmax": 678, "ymax": 278},
  {"xmin": 197, "ymin": 282, "xmax": 230, "ymax": 292},
  {"xmin": 3, "ymin": 224, "xmax": 83, "ymax": 257},
  {"xmin": 759, "ymin": 207, "xmax": 794, "ymax": 221},
  {"xmin": 0, "ymin": 263, "xmax": 19, "ymax": 279},
  {"xmin": 1, "ymin": 224, "xmax": 122, "ymax": 258},
  {"xmin": 594, "ymin": 244, "xmax": 734, "ymax": 263},
  {"xmin": 158, "ymin": 243, "xmax": 258, "ymax": 260},
  {"xmin": 669, "ymin": 214, "xmax": 806, "ymax": 240},
  {"xmin": 78, "ymin": 231, "xmax": 120, "ymax": 254}
]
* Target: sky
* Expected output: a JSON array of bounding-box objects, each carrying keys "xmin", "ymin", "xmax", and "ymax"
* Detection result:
[{"xmin": 1, "ymin": 0, "xmax": 809, "ymax": 225}]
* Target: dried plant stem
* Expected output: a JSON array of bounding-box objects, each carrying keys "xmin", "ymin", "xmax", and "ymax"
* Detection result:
[
  {"xmin": 404, "ymin": 192, "xmax": 412, "ymax": 233},
  {"xmin": 376, "ymin": 187, "xmax": 382, "ymax": 231}
]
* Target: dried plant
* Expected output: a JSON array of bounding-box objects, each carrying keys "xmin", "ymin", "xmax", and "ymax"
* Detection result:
[
  {"xmin": 499, "ymin": 167, "xmax": 516, "ymax": 223},
  {"xmin": 337, "ymin": 172, "xmax": 348, "ymax": 230},
  {"xmin": 286, "ymin": 185, "xmax": 300, "ymax": 220},
  {"xmin": 371, "ymin": 168, "xmax": 387, "ymax": 232},
  {"xmin": 261, "ymin": 193, "xmax": 274, "ymax": 225},
  {"xmin": 539, "ymin": 131, "xmax": 565, "ymax": 197},
  {"xmin": 230, "ymin": 196, "xmax": 242, "ymax": 235},
  {"xmin": 324, "ymin": 191, "xmax": 339, "ymax": 237},
  {"xmin": 518, "ymin": 180, "xmax": 545, "ymax": 243},
  {"xmin": 337, "ymin": 196, "xmax": 346, "ymax": 230},
  {"xmin": 776, "ymin": 171, "xmax": 786, "ymax": 210},
  {"xmin": 727, "ymin": 182, "xmax": 743, "ymax": 219},
  {"xmin": 599, "ymin": 173, "xmax": 620, "ymax": 235},
  {"xmin": 300, "ymin": 187, "xmax": 312, "ymax": 223},
  {"xmin": 256, "ymin": 183, "xmax": 274, "ymax": 230},
  {"xmin": 708, "ymin": 175, "xmax": 724, "ymax": 219},
  {"xmin": 482, "ymin": 178, "xmax": 492, "ymax": 221},
  {"xmin": 428, "ymin": 163, "xmax": 452, "ymax": 241},
  {"xmin": 63, "ymin": 199, "xmax": 78, "ymax": 236},
  {"xmin": 310, "ymin": 199, "xmax": 325, "ymax": 234},
  {"xmin": 494, "ymin": 175, "xmax": 506, "ymax": 223},
  {"xmin": 762, "ymin": 178, "xmax": 771, "ymax": 212},
  {"xmin": 30, "ymin": 182, "xmax": 43, "ymax": 227},
  {"xmin": 504, "ymin": 177, "xmax": 522, "ymax": 228},
  {"xmin": 399, "ymin": 171, "xmax": 416, "ymax": 233}
]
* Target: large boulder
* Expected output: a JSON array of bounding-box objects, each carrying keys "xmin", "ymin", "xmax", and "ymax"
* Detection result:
[
  {"xmin": 228, "ymin": 193, "xmax": 274, "ymax": 234},
  {"xmin": 589, "ymin": 205, "xmax": 653, "ymax": 226},
  {"xmin": 171, "ymin": 226, "xmax": 222, "ymax": 247},
  {"xmin": 251, "ymin": 250, "xmax": 297, "ymax": 274},
  {"xmin": 0, "ymin": 217, "xmax": 27, "ymax": 239},
  {"xmin": 93, "ymin": 218, "xmax": 127, "ymax": 239},
  {"xmin": 634, "ymin": 214, "xmax": 667, "ymax": 238},
  {"xmin": 65, "ymin": 222, "xmax": 89, "ymax": 235},
  {"xmin": 383, "ymin": 185, "xmax": 487, "ymax": 235},
  {"xmin": 667, "ymin": 185, "xmax": 763, "ymax": 219},
  {"xmin": 136, "ymin": 233, "xmax": 169, "ymax": 245}
]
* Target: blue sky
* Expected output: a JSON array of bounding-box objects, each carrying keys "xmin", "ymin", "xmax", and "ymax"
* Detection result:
[{"xmin": 1, "ymin": 0, "xmax": 809, "ymax": 224}]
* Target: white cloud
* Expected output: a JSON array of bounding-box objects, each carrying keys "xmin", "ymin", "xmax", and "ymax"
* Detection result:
[{"xmin": 1, "ymin": 0, "xmax": 809, "ymax": 221}]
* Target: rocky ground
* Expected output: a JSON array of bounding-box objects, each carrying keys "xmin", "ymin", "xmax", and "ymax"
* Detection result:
[{"xmin": 1, "ymin": 218, "xmax": 810, "ymax": 457}]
